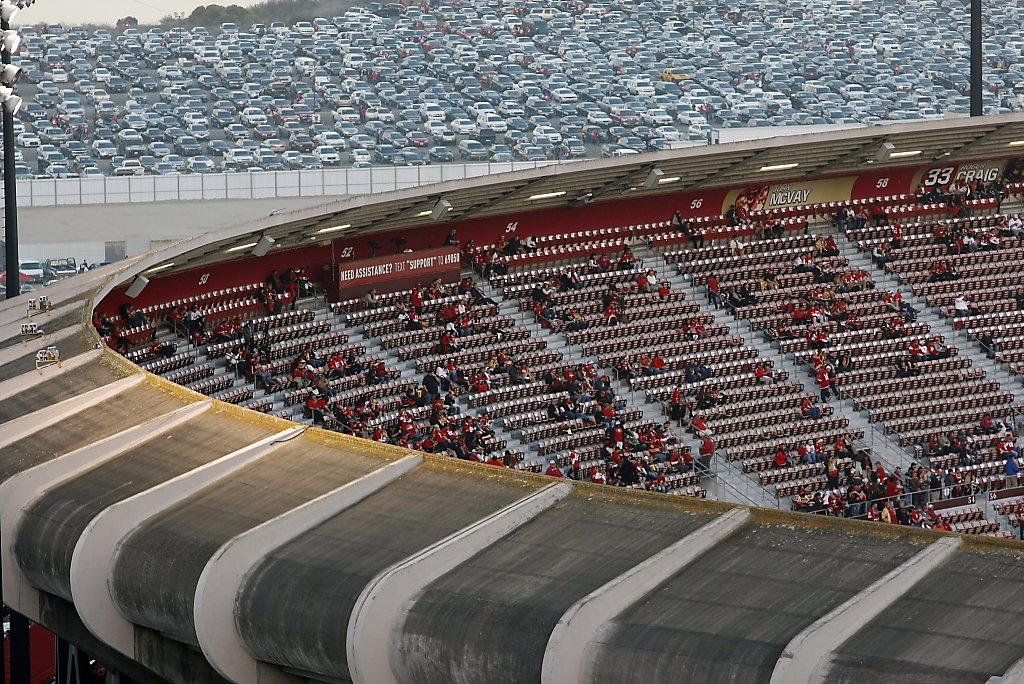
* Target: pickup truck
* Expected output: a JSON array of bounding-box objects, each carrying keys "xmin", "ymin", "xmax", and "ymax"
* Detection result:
[
  {"xmin": 44, "ymin": 257, "xmax": 78, "ymax": 278},
  {"xmin": 112, "ymin": 159, "xmax": 145, "ymax": 176}
]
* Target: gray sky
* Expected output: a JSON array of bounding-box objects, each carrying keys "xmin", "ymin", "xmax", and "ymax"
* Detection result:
[{"xmin": 21, "ymin": 0, "xmax": 264, "ymax": 26}]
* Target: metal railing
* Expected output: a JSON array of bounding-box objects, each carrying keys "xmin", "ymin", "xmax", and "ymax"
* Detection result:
[{"xmin": 7, "ymin": 161, "xmax": 559, "ymax": 207}]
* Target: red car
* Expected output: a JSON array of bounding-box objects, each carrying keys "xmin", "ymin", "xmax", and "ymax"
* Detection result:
[{"xmin": 406, "ymin": 131, "xmax": 430, "ymax": 147}]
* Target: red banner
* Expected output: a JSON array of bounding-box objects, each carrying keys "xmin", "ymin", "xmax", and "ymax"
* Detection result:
[{"xmin": 332, "ymin": 246, "xmax": 461, "ymax": 301}]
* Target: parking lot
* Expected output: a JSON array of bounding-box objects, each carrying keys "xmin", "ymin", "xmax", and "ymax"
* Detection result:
[{"xmin": 6, "ymin": 0, "xmax": 1024, "ymax": 179}]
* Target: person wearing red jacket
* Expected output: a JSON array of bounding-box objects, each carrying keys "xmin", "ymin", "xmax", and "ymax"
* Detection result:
[
  {"xmin": 545, "ymin": 461, "xmax": 564, "ymax": 478},
  {"xmin": 305, "ymin": 390, "xmax": 328, "ymax": 423},
  {"xmin": 817, "ymin": 366, "xmax": 836, "ymax": 402}
]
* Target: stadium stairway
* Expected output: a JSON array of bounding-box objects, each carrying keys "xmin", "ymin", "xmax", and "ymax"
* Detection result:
[
  {"xmin": 839, "ymin": 229, "xmax": 1024, "ymax": 407},
  {"xmin": 638, "ymin": 238, "xmax": 915, "ymax": 485},
  {"xmin": 628, "ymin": 243, "xmax": 795, "ymax": 507},
  {"xmin": 472, "ymin": 264, "xmax": 744, "ymax": 503},
  {"xmin": 838, "ymin": 228, "xmax": 1024, "ymax": 446}
]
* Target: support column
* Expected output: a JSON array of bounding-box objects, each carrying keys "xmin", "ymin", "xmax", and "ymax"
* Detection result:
[
  {"xmin": 55, "ymin": 639, "xmax": 93, "ymax": 684},
  {"xmin": 9, "ymin": 612, "xmax": 29, "ymax": 684}
]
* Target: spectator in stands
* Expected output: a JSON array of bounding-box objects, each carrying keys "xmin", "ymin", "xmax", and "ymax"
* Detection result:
[
  {"xmin": 871, "ymin": 242, "xmax": 894, "ymax": 267},
  {"xmin": 925, "ymin": 338, "xmax": 950, "ymax": 360},
  {"xmin": 883, "ymin": 290, "xmax": 917, "ymax": 321},
  {"xmin": 774, "ymin": 446, "xmax": 789, "ymax": 469},
  {"xmin": 835, "ymin": 351, "xmax": 853, "ymax": 375},
  {"xmin": 360, "ymin": 288, "xmax": 380, "ymax": 309},
  {"xmin": 617, "ymin": 245, "xmax": 636, "ymax": 270},
  {"xmin": 762, "ymin": 220, "xmax": 785, "ymax": 240},
  {"xmin": 895, "ymin": 356, "xmax": 919, "ymax": 378},
  {"xmin": 979, "ymin": 332, "xmax": 1001, "ymax": 359},
  {"xmin": 370, "ymin": 359, "xmax": 390, "ymax": 384},
  {"xmin": 305, "ymin": 389, "xmax": 328, "ymax": 423},
  {"xmin": 728, "ymin": 235, "xmax": 745, "ymax": 256},
  {"xmin": 754, "ymin": 361, "xmax": 775, "ymax": 384},
  {"xmin": 869, "ymin": 200, "xmax": 888, "ymax": 227},
  {"xmin": 559, "ymin": 267, "xmax": 584, "ymax": 291},
  {"xmin": 690, "ymin": 414, "xmax": 713, "ymax": 439},
  {"xmin": 698, "ymin": 436, "xmax": 715, "ymax": 470},
  {"xmin": 757, "ymin": 271, "xmax": 780, "ymax": 292},
  {"xmin": 817, "ymin": 365, "xmax": 836, "ymax": 403},
  {"xmin": 443, "ymin": 228, "xmax": 459, "ymax": 246},
  {"xmin": 953, "ymin": 294, "xmax": 979, "ymax": 317},
  {"xmin": 725, "ymin": 204, "xmax": 738, "ymax": 227},
  {"xmin": 684, "ymin": 360, "xmax": 713, "ymax": 384},
  {"xmin": 1006, "ymin": 450, "xmax": 1020, "ymax": 489},
  {"xmin": 289, "ymin": 359, "xmax": 315, "ymax": 390},
  {"xmin": 801, "ymin": 396, "xmax": 822, "ymax": 419},
  {"xmin": 706, "ymin": 273, "xmax": 722, "ymax": 308}
]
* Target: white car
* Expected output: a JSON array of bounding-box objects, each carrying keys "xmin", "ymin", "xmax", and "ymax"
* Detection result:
[
  {"xmin": 451, "ymin": 118, "xmax": 476, "ymax": 135},
  {"xmin": 424, "ymin": 120, "xmax": 448, "ymax": 136},
  {"xmin": 550, "ymin": 87, "xmax": 578, "ymax": 103},
  {"xmin": 226, "ymin": 148, "xmax": 255, "ymax": 166},
  {"xmin": 587, "ymin": 109, "xmax": 613, "ymax": 125},
  {"xmin": 351, "ymin": 148, "xmax": 372, "ymax": 164},
  {"xmin": 50, "ymin": 68, "xmax": 69, "ymax": 83},
  {"xmin": 334, "ymin": 107, "xmax": 361, "ymax": 123},
  {"xmin": 477, "ymin": 112, "xmax": 508, "ymax": 133},
  {"xmin": 532, "ymin": 125, "xmax": 562, "ymax": 144},
  {"xmin": 364, "ymin": 106, "xmax": 394, "ymax": 122},
  {"xmin": 655, "ymin": 125, "xmax": 684, "ymax": 141},
  {"xmin": 421, "ymin": 103, "xmax": 447, "ymax": 121},
  {"xmin": 498, "ymin": 100, "xmax": 525, "ymax": 117},
  {"xmin": 17, "ymin": 132, "xmax": 39, "ymax": 147},
  {"xmin": 92, "ymin": 139, "xmax": 117, "ymax": 158},
  {"xmin": 314, "ymin": 145, "xmax": 341, "ymax": 165},
  {"xmin": 642, "ymin": 109, "xmax": 673, "ymax": 126},
  {"xmin": 240, "ymin": 107, "xmax": 267, "ymax": 126},
  {"xmin": 315, "ymin": 131, "xmax": 347, "ymax": 149}
]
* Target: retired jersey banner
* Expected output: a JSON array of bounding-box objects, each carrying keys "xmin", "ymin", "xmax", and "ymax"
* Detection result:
[
  {"xmin": 723, "ymin": 175, "xmax": 857, "ymax": 216},
  {"xmin": 913, "ymin": 159, "xmax": 1011, "ymax": 190}
]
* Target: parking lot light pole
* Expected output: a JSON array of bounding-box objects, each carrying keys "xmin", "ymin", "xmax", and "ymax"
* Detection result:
[
  {"xmin": 970, "ymin": 0, "xmax": 982, "ymax": 116},
  {"xmin": 0, "ymin": 0, "xmax": 25, "ymax": 299}
]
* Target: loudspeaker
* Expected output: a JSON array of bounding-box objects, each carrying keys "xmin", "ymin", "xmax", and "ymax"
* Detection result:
[
  {"xmin": 876, "ymin": 142, "xmax": 895, "ymax": 162},
  {"xmin": 252, "ymin": 235, "xmax": 275, "ymax": 257},
  {"xmin": 125, "ymin": 275, "xmax": 149, "ymax": 298}
]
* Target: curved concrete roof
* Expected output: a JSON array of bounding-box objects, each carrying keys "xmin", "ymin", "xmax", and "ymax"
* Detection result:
[{"xmin": 3, "ymin": 130, "xmax": 1024, "ymax": 683}]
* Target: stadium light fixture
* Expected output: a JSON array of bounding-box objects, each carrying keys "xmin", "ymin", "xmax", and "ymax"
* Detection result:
[
  {"xmin": 430, "ymin": 198, "xmax": 453, "ymax": 220},
  {"xmin": 0, "ymin": 2, "xmax": 18, "ymax": 23},
  {"xmin": 527, "ymin": 191, "xmax": 566, "ymax": 201},
  {"xmin": 758, "ymin": 163, "xmax": 799, "ymax": 172},
  {"xmin": 644, "ymin": 168, "xmax": 665, "ymax": 189},
  {"xmin": 224, "ymin": 242, "xmax": 258, "ymax": 253},
  {"xmin": 145, "ymin": 262, "xmax": 175, "ymax": 274},
  {"xmin": 658, "ymin": 176, "xmax": 681, "ymax": 185},
  {"xmin": 251, "ymin": 235, "xmax": 275, "ymax": 256},
  {"xmin": 1008, "ymin": 140, "xmax": 1024, "ymax": 147},
  {"xmin": 1, "ymin": 92, "xmax": 20, "ymax": 114},
  {"xmin": 0, "ymin": 62, "xmax": 21, "ymax": 86},
  {"xmin": 1, "ymin": 29, "xmax": 20, "ymax": 54},
  {"xmin": 888, "ymin": 150, "xmax": 922, "ymax": 159},
  {"xmin": 315, "ymin": 223, "xmax": 352, "ymax": 234}
]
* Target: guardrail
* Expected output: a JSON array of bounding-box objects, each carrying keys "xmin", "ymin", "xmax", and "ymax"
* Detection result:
[{"xmin": 10, "ymin": 161, "xmax": 560, "ymax": 207}]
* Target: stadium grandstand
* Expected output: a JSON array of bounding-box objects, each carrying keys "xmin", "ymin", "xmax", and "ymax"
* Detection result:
[{"xmin": 3, "ymin": 117, "xmax": 1024, "ymax": 683}]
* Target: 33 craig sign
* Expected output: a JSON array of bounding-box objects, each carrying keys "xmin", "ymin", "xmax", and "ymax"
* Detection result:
[{"xmin": 332, "ymin": 246, "xmax": 461, "ymax": 301}]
